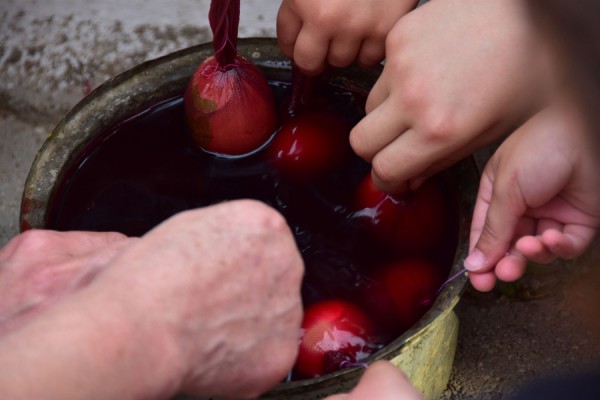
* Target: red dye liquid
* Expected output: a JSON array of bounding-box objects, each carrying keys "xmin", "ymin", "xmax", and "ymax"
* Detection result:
[{"xmin": 47, "ymin": 76, "xmax": 459, "ymax": 380}]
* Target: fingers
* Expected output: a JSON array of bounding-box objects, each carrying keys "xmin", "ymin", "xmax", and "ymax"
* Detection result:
[
  {"xmin": 469, "ymin": 167, "xmax": 495, "ymax": 251},
  {"xmin": 343, "ymin": 361, "xmax": 424, "ymax": 400},
  {"xmin": 494, "ymin": 250, "xmax": 528, "ymax": 282},
  {"xmin": 364, "ymin": 73, "xmax": 390, "ymax": 114},
  {"xmin": 277, "ymin": 3, "xmax": 302, "ymax": 59},
  {"xmin": 370, "ymin": 129, "xmax": 453, "ymax": 193},
  {"xmin": 350, "ymin": 99, "xmax": 407, "ymax": 163},
  {"xmin": 541, "ymin": 225, "xmax": 596, "ymax": 259},
  {"xmin": 324, "ymin": 362, "xmax": 424, "ymax": 400},
  {"xmin": 293, "ymin": 26, "xmax": 330, "ymax": 75},
  {"xmin": 465, "ymin": 163, "xmax": 525, "ymax": 274},
  {"xmin": 468, "ymin": 271, "xmax": 497, "ymax": 292},
  {"xmin": 328, "ymin": 38, "xmax": 362, "ymax": 68},
  {"xmin": 514, "ymin": 221, "xmax": 596, "ymax": 264},
  {"xmin": 357, "ymin": 38, "xmax": 386, "ymax": 67},
  {"xmin": 353, "ymin": 98, "xmax": 505, "ymax": 194}
]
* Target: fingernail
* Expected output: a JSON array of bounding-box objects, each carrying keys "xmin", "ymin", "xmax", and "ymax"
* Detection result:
[{"xmin": 464, "ymin": 249, "xmax": 486, "ymax": 272}]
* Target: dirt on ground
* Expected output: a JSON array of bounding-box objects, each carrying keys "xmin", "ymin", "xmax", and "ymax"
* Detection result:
[{"xmin": 443, "ymin": 255, "xmax": 600, "ymax": 399}]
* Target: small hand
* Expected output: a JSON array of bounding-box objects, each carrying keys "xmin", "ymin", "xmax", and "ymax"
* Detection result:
[
  {"xmin": 325, "ymin": 361, "xmax": 424, "ymax": 400},
  {"xmin": 350, "ymin": 0, "xmax": 541, "ymax": 193},
  {"xmin": 277, "ymin": 0, "xmax": 417, "ymax": 74},
  {"xmin": 465, "ymin": 106, "xmax": 600, "ymax": 291}
]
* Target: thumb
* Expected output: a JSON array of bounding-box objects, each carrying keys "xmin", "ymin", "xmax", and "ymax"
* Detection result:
[{"xmin": 465, "ymin": 161, "xmax": 525, "ymax": 276}]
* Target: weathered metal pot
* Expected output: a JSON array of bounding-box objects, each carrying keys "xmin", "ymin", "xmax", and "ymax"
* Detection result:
[{"xmin": 20, "ymin": 38, "xmax": 478, "ymax": 400}]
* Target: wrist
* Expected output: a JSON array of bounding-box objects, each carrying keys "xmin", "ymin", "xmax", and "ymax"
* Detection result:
[
  {"xmin": 82, "ymin": 277, "xmax": 186, "ymax": 399},
  {"xmin": 0, "ymin": 281, "xmax": 185, "ymax": 400}
]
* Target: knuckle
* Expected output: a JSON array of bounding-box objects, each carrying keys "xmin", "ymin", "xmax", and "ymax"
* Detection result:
[
  {"xmin": 103, "ymin": 231, "xmax": 128, "ymax": 242},
  {"xmin": 420, "ymin": 112, "xmax": 457, "ymax": 143},
  {"xmin": 231, "ymin": 200, "xmax": 288, "ymax": 233},
  {"xmin": 398, "ymin": 74, "xmax": 428, "ymax": 111},
  {"xmin": 370, "ymin": 21, "xmax": 393, "ymax": 43},
  {"xmin": 382, "ymin": 63, "xmax": 425, "ymax": 112},
  {"xmin": 276, "ymin": 35, "xmax": 295, "ymax": 56},
  {"xmin": 11, "ymin": 229, "xmax": 52, "ymax": 254},
  {"xmin": 385, "ymin": 19, "xmax": 411, "ymax": 53},
  {"xmin": 344, "ymin": 20, "xmax": 369, "ymax": 37},
  {"xmin": 311, "ymin": 6, "xmax": 338, "ymax": 27},
  {"xmin": 358, "ymin": 49, "xmax": 383, "ymax": 67},
  {"xmin": 327, "ymin": 52, "xmax": 350, "ymax": 68}
]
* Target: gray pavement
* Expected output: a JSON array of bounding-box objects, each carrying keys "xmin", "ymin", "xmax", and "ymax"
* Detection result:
[
  {"xmin": 0, "ymin": 0, "xmax": 277, "ymax": 245},
  {"xmin": 1, "ymin": 1, "xmax": 599, "ymax": 399}
]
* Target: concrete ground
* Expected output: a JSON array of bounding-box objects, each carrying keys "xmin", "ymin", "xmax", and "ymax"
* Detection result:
[{"xmin": 1, "ymin": 1, "xmax": 599, "ymax": 399}]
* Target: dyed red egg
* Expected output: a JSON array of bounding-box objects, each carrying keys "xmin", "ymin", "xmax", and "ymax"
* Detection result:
[
  {"xmin": 268, "ymin": 111, "xmax": 349, "ymax": 181},
  {"xmin": 184, "ymin": 55, "xmax": 277, "ymax": 155},
  {"xmin": 361, "ymin": 259, "xmax": 442, "ymax": 336},
  {"xmin": 296, "ymin": 300, "xmax": 375, "ymax": 378},
  {"xmin": 383, "ymin": 259, "xmax": 443, "ymax": 331},
  {"xmin": 354, "ymin": 175, "xmax": 446, "ymax": 254}
]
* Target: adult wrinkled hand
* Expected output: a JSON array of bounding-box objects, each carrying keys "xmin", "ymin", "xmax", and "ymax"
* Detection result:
[
  {"xmin": 350, "ymin": 0, "xmax": 541, "ymax": 193},
  {"xmin": 277, "ymin": 0, "xmax": 417, "ymax": 75},
  {"xmin": 0, "ymin": 230, "xmax": 130, "ymax": 336},
  {"xmin": 0, "ymin": 201, "xmax": 304, "ymax": 400},
  {"xmin": 466, "ymin": 106, "xmax": 600, "ymax": 292},
  {"xmin": 95, "ymin": 200, "xmax": 305, "ymax": 398}
]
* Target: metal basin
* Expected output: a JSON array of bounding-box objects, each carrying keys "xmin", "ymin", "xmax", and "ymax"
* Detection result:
[{"xmin": 20, "ymin": 38, "xmax": 478, "ymax": 400}]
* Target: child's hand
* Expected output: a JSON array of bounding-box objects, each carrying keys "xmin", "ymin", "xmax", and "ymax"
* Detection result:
[
  {"xmin": 277, "ymin": 0, "xmax": 417, "ymax": 75},
  {"xmin": 350, "ymin": 0, "xmax": 542, "ymax": 193},
  {"xmin": 465, "ymin": 106, "xmax": 600, "ymax": 292},
  {"xmin": 325, "ymin": 361, "xmax": 423, "ymax": 400}
]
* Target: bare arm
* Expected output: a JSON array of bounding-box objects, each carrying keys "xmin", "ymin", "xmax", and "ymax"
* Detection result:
[{"xmin": 0, "ymin": 200, "xmax": 304, "ymax": 399}]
